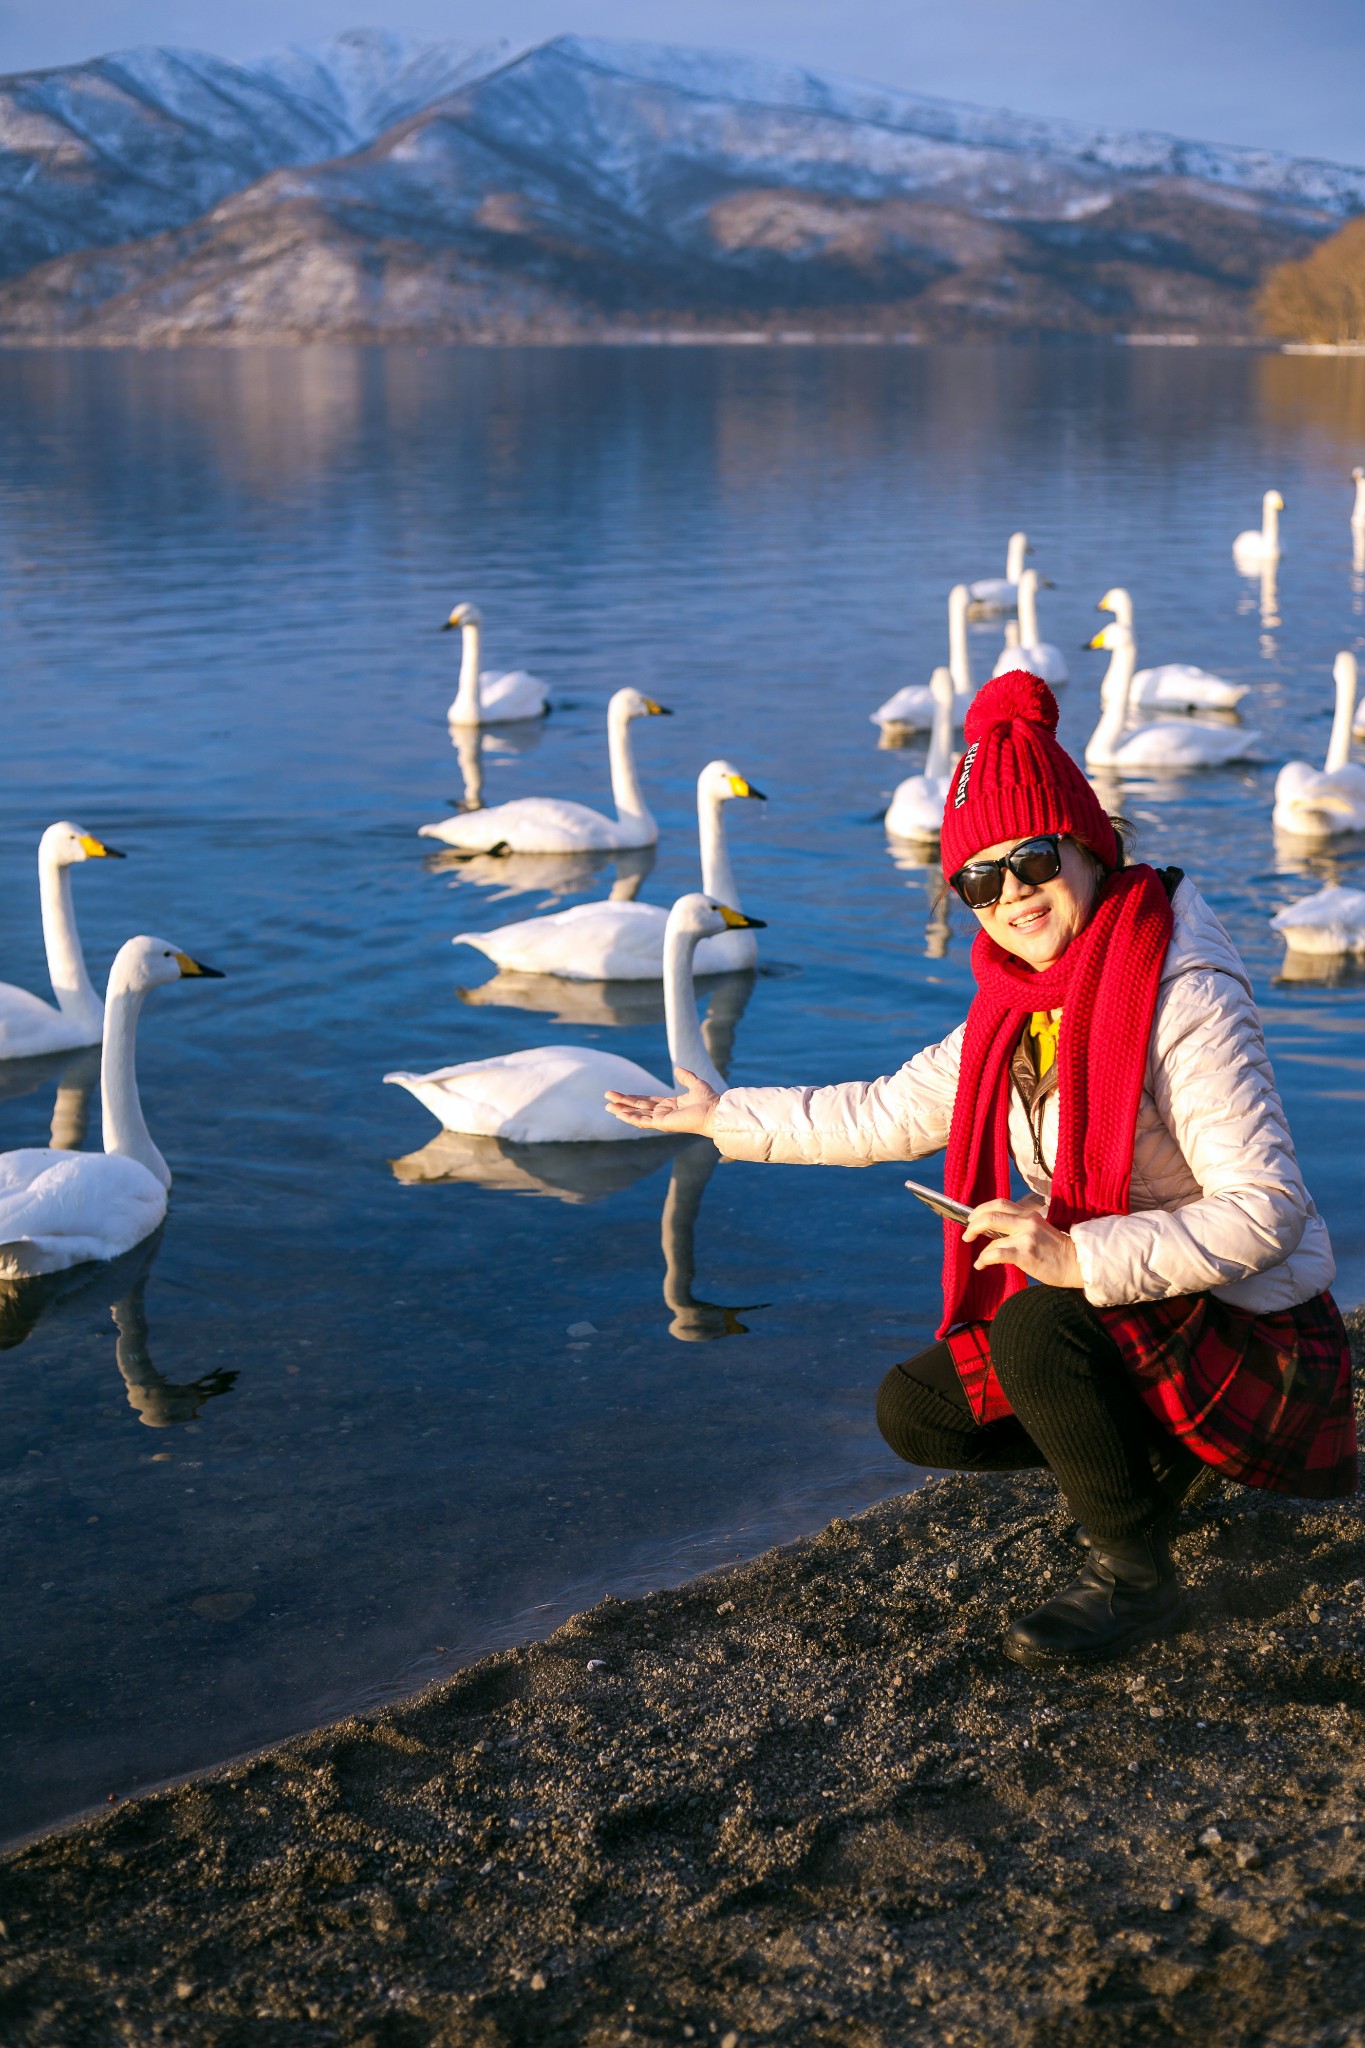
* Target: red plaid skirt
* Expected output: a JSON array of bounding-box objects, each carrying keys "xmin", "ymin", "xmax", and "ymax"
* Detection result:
[{"xmin": 946, "ymin": 1288, "xmax": 1357, "ymax": 1498}]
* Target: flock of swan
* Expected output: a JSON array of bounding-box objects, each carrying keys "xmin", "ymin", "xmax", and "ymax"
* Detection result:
[
  {"xmin": 1, "ymin": 475, "xmax": 1363, "ymax": 1298},
  {"xmin": 881, "ymin": 483, "xmax": 1365, "ymax": 963}
]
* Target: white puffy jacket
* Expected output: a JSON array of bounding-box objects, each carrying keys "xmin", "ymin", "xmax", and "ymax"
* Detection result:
[{"xmin": 712, "ymin": 878, "xmax": 1334, "ymax": 1314}]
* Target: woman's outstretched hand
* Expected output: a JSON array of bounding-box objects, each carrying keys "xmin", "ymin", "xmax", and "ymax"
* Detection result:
[
  {"xmin": 963, "ymin": 1196, "xmax": 1084, "ymax": 1289},
  {"xmin": 604, "ymin": 1068, "xmax": 720, "ymax": 1137}
]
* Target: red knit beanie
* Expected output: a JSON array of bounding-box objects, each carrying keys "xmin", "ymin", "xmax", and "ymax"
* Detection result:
[{"xmin": 940, "ymin": 671, "xmax": 1118, "ymax": 878}]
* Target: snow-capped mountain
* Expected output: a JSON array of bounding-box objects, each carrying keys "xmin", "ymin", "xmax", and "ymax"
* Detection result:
[
  {"xmin": 0, "ymin": 31, "xmax": 1360, "ymax": 344},
  {"xmin": 0, "ymin": 30, "xmax": 514, "ymax": 282}
]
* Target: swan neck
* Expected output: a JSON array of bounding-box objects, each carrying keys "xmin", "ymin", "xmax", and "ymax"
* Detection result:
[
  {"xmin": 949, "ymin": 595, "xmax": 972, "ymax": 694},
  {"xmin": 1005, "ymin": 533, "xmax": 1027, "ymax": 583},
  {"xmin": 450, "ymin": 621, "xmax": 482, "ymax": 720},
  {"xmin": 1089, "ymin": 650, "xmax": 1133, "ymax": 761},
  {"xmin": 1017, "ymin": 575, "xmax": 1039, "ymax": 647},
  {"xmin": 1326, "ymin": 663, "xmax": 1357, "ymax": 774},
  {"xmin": 1354, "ymin": 477, "xmax": 1365, "ymax": 525},
  {"xmin": 664, "ymin": 923, "xmax": 724, "ymax": 1094},
  {"xmin": 697, "ymin": 786, "xmax": 738, "ymax": 905},
  {"xmin": 40, "ymin": 857, "xmax": 100, "ymax": 1024},
  {"xmin": 608, "ymin": 707, "xmax": 653, "ymax": 829},
  {"xmin": 101, "ymin": 984, "xmax": 170, "ymax": 1189},
  {"xmin": 1263, "ymin": 499, "xmax": 1280, "ymax": 549},
  {"xmin": 925, "ymin": 687, "xmax": 953, "ymax": 779}
]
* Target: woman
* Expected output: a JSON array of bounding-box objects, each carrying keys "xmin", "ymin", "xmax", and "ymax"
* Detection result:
[{"xmin": 606, "ymin": 673, "xmax": 1356, "ymax": 1667}]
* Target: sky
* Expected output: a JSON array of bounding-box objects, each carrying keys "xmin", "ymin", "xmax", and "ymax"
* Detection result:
[{"xmin": 1, "ymin": 0, "xmax": 1363, "ymax": 164}]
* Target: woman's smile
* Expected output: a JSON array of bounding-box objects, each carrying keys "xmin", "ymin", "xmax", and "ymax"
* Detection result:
[{"xmin": 970, "ymin": 836, "xmax": 1100, "ymax": 967}]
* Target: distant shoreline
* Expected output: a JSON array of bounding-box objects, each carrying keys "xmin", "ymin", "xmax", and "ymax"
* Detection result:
[{"xmin": 0, "ymin": 330, "xmax": 1288, "ymax": 352}]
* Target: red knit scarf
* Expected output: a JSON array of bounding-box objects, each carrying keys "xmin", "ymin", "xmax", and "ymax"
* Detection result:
[{"xmin": 937, "ymin": 863, "xmax": 1174, "ymax": 1339}]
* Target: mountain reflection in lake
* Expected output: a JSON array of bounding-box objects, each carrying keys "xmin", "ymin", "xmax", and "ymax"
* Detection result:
[{"xmin": 2, "ymin": 342, "xmax": 1364, "ymax": 1839}]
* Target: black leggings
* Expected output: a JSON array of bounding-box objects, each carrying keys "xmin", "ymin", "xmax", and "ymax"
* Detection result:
[{"xmin": 876, "ymin": 1285, "xmax": 1200, "ymax": 1543}]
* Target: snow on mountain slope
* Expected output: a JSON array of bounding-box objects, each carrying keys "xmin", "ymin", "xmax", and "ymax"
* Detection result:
[
  {"xmin": 0, "ymin": 31, "xmax": 1360, "ymax": 344},
  {"xmin": 0, "ymin": 32, "xmax": 512, "ymax": 282}
]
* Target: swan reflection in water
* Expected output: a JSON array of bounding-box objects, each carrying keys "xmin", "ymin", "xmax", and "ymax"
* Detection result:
[
  {"xmin": 448, "ymin": 717, "xmax": 548, "ymax": 813},
  {"xmin": 391, "ymin": 969, "xmax": 766, "ymax": 1340},
  {"xmin": 0, "ymin": 1236, "xmax": 237, "ymax": 1426},
  {"xmin": 424, "ymin": 841, "xmax": 657, "ymax": 906},
  {"xmin": 0, "ymin": 1043, "xmax": 101, "ymax": 1150},
  {"xmin": 882, "ymin": 837, "xmax": 955, "ymax": 960}
]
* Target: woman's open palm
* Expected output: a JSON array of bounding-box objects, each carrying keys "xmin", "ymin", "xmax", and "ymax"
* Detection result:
[{"xmin": 604, "ymin": 1067, "xmax": 720, "ymax": 1136}]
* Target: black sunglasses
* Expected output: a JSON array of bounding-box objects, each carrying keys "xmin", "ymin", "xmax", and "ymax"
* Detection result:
[{"xmin": 949, "ymin": 833, "xmax": 1064, "ymax": 908}]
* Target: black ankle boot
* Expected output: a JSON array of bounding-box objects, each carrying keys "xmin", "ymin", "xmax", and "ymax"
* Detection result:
[{"xmin": 1005, "ymin": 1528, "xmax": 1188, "ymax": 1667}]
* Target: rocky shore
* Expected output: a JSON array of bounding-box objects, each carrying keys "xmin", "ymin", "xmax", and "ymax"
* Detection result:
[{"xmin": 2, "ymin": 1319, "xmax": 1363, "ymax": 2046}]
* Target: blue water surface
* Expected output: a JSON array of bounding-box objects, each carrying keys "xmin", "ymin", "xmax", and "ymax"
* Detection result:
[{"xmin": 1, "ymin": 343, "xmax": 1363, "ymax": 1839}]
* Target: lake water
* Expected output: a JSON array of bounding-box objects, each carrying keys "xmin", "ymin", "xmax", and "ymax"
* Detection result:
[{"xmin": 2, "ymin": 342, "xmax": 1364, "ymax": 1841}]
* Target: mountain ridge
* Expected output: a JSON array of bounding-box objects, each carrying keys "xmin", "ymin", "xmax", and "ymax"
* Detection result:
[{"xmin": 0, "ymin": 30, "xmax": 1359, "ymax": 346}]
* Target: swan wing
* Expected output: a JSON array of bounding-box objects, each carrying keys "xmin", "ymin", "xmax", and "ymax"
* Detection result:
[
  {"xmin": 455, "ymin": 901, "xmax": 669, "ymax": 980},
  {"xmin": 996, "ymin": 641, "xmax": 1068, "ymax": 685},
  {"xmin": 1133, "ymin": 664, "xmax": 1247, "ymax": 710},
  {"xmin": 967, "ymin": 578, "xmax": 1015, "ymax": 611},
  {"xmin": 1271, "ymin": 887, "xmax": 1365, "ymax": 954},
  {"xmin": 0, "ymin": 985, "xmax": 93, "ymax": 1060},
  {"xmin": 478, "ymin": 668, "xmax": 550, "ymax": 721},
  {"xmin": 872, "ymin": 685, "xmax": 936, "ymax": 729},
  {"xmin": 885, "ymin": 773, "xmax": 951, "ymax": 840},
  {"xmin": 419, "ymin": 797, "xmax": 621, "ymax": 852},
  {"xmin": 385, "ymin": 1045, "xmax": 671, "ymax": 1142},
  {"xmin": 0, "ymin": 1150, "xmax": 166, "ymax": 1277},
  {"xmin": 1117, "ymin": 720, "xmax": 1259, "ymax": 768}
]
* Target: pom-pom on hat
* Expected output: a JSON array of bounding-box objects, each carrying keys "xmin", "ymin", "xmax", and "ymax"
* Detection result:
[{"xmin": 940, "ymin": 670, "xmax": 1118, "ymax": 880}]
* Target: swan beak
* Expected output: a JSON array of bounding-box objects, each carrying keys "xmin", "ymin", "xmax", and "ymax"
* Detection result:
[
  {"xmin": 78, "ymin": 835, "xmax": 124, "ymax": 859},
  {"xmin": 643, "ymin": 699, "xmax": 673, "ymax": 716},
  {"xmin": 439, "ymin": 619, "xmax": 456, "ymax": 631},
  {"xmin": 717, "ymin": 904, "xmax": 766, "ymax": 930},
  {"xmin": 174, "ymin": 953, "xmax": 224, "ymax": 979},
  {"xmin": 727, "ymin": 776, "xmax": 766, "ymax": 800},
  {"xmin": 1085, "ymin": 630, "xmax": 1107, "ymax": 650}
]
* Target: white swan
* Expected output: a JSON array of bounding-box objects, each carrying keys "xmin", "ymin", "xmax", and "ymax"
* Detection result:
[
  {"xmin": 0, "ymin": 937, "xmax": 222, "ymax": 1279},
  {"xmin": 885, "ymin": 668, "xmax": 956, "ymax": 841},
  {"xmin": 968, "ymin": 531, "xmax": 1031, "ymax": 615},
  {"xmin": 1085, "ymin": 625, "xmax": 1260, "ymax": 771},
  {"xmin": 1273, "ymin": 653, "xmax": 1365, "ymax": 838},
  {"xmin": 453, "ymin": 760, "xmax": 765, "ymax": 981},
  {"xmin": 1090, "ymin": 590, "xmax": 1247, "ymax": 713},
  {"xmin": 419, "ymin": 689, "xmax": 671, "ymax": 852},
  {"xmin": 872, "ymin": 585, "xmax": 972, "ymax": 733},
  {"xmin": 443, "ymin": 603, "xmax": 549, "ymax": 725},
  {"xmin": 992, "ymin": 569, "xmax": 1067, "ymax": 685},
  {"xmin": 1233, "ymin": 490, "xmax": 1283, "ymax": 574},
  {"xmin": 1352, "ymin": 467, "xmax": 1365, "ymax": 533},
  {"xmin": 385, "ymin": 894, "xmax": 762, "ymax": 1142},
  {"xmin": 0, "ymin": 823, "xmax": 126, "ymax": 1060},
  {"xmin": 1270, "ymin": 887, "xmax": 1365, "ymax": 958}
]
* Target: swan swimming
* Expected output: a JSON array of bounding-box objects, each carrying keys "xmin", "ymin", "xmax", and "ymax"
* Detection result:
[
  {"xmin": 1233, "ymin": 490, "xmax": 1283, "ymax": 574},
  {"xmin": 1273, "ymin": 653, "xmax": 1365, "ymax": 839},
  {"xmin": 0, "ymin": 937, "xmax": 222, "ymax": 1279},
  {"xmin": 992, "ymin": 569, "xmax": 1067, "ymax": 685},
  {"xmin": 968, "ymin": 531, "xmax": 1031, "ymax": 615},
  {"xmin": 0, "ymin": 823, "xmax": 125, "ymax": 1060},
  {"xmin": 885, "ymin": 668, "xmax": 957, "ymax": 841},
  {"xmin": 1270, "ymin": 887, "xmax": 1365, "ymax": 959},
  {"xmin": 872, "ymin": 585, "xmax": 972, "ymax": 733},
  {"xmin": 453, "ymin": 760, "xmax": 766, "ymax": 981},
  {"xmin": 419, "ymin": 688, "xmax": 671, "ymax": 853},
  {"xmin": 1085, "ymin": 625, "xmax": 1260, "ymax": 771},
  {"xmin": 443, "ymin": 603, "xmax": 549, "ymax": 725},
  {"xmin": 1090, "ymin": 590, "xmax": 1247, "ymax": 713},
  {"xmin": 386, "ymin": 894, "xmax": 762, "ymax": 1143}
]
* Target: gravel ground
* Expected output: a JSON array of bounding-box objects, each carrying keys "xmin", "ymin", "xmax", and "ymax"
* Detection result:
[{"xmin": 2, "ymin": 1318, "xmax": 1363, "ymax": 2047}]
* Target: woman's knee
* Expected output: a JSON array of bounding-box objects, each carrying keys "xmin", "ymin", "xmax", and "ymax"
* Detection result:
[
  {"xmin": 876, "ymin": 1364, "xmax": 963, "ymax": 1468},
  {"xmin": 989, "ymin": 1284, "xmax": 1111, "ymax": 1402}
]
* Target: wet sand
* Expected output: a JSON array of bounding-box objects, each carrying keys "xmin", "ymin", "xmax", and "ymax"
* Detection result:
[{"xmin": 2, "ymin": 1318, "xmax": 1363, "ymax": 2047}]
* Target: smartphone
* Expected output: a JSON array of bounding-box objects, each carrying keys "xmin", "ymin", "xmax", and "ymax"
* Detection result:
[{"xmin": 903, "ymin": 1178, "xmax": 973, "ymax": 1225}]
